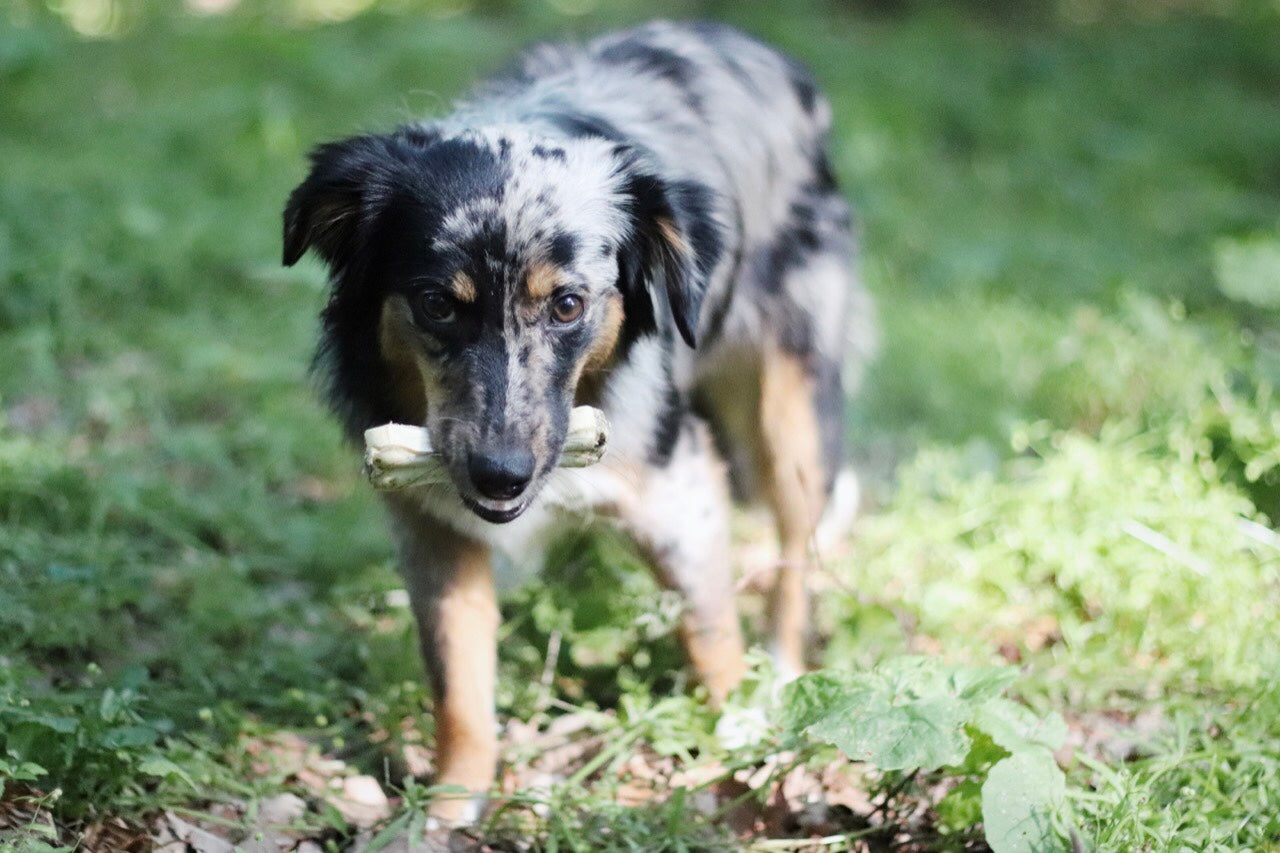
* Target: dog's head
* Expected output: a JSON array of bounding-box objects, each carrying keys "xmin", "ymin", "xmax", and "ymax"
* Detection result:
[{"xmin": 283, "ymin": 126, "xmax": 722, "ymax": 523}]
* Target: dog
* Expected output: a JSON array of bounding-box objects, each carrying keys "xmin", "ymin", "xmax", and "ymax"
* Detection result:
[{"xmin": 282, "ymin": 19, "xmax": 872, "ymax": 823}]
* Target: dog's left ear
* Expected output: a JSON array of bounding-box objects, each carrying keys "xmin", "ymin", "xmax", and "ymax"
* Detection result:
[{"xmin": 616, "ymin": 157, "xmax": 724, "ymax": 348}]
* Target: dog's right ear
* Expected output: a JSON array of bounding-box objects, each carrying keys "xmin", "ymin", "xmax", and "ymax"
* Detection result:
[{"xmin": 283, "ymin": 131, "xmax": 432, "ymax": 269}]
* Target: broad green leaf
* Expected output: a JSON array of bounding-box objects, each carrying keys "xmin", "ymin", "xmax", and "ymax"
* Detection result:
[
  {"xmin": 875, "ymin": 655, "xmax": 951, "ymax": 694},
  {"xmin": 1214, "ymin": 236, "xmax": 1280, "ymax": 308},
  {"xmin": 950, "ymin": 666, "xmax": 1019, "ymax": 702},
  {"xmin": 784, "ymin": 662, "xmax": 973, "ymax": 771},
  {"xmin": 778, "ymin": 662, "xmax": 1037, "ymax": 771},
  {"xmin": 136, "ymin": 757, "xmax": 195, "ymax": 788},
  {"xmin": 99, "ymin": 687, "xmax": 123, "ymax": 721},
  {"xmin": 806, "ymin": 687, "xmax": 971, "ymax": 770},
  {"xmin": 777, "ymin": 671, "xmax": 862, "ymax": 732},
  {"xmin": 16, "ymin": 761, "xmax": 48, "ymax": 780},
  {"xmin": 974, "ymin": 698, "xmax": 1068, "ymax": 753},
  {"xmin": 981, "ymin": 749, "xmax": 1066, "ymax": 853},
  {"xmin": 99, "ymin": 725, "xmax": 157, "ymax": 749},
  {"xmin": 3, "ymin": 710, "xmax": 78, "ymax": 734}
]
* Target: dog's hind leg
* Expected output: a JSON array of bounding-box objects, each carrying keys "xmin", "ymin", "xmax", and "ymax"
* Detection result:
[
  {"xmin": 387, "ymin": 500, "xmax": 499, "ymax": 826},
  {"xmin": 620, "ymin": 418, "xmax": 746, "ymax": 703},
  {"xmin": 756, "ymin": 348, "xmax": 831, "ymax": 683}
]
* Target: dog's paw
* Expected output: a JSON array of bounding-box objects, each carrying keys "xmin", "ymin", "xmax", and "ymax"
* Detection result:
[
  {"xmin": 768, "ymin": 647, "xmax": 805, "ymax": 688},
  {"xmin": 714, "ymin": 704, "xmax": 772, "ymax": 751},
  {"xmin": 815, "ymin": 467, "xmax": 862, "ymax": 550},
  {"xmin": 424, "ymin": 792, "xmax": 486, "ymax": 831}
]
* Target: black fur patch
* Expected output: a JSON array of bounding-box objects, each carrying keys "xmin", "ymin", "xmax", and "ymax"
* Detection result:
[
  {"xmin": 750, "ymin": 160, "xmax": 849, "ymax": 302},
  {"xmin": 545, "ymin": 109, "xmax": 626, "ymax": 143},
  {"xmin": 547, "ymin": 232, "xmax": 578, "ymax": 267},
  {"xmin": 531, "ymin": 144, "xmax": 567, "ymax": 161},
  {"xmin": 784, "ymin": 56, "xmax": 820, "ymax": 116},
  {"xmin": 695, "ymin": 269, "xmax": 737, "ymax": 352},
  {"xmin": 812, "ymin": 149, "xmax": 839, "ymax": 194},
  {"xmin": 752, "ymin": 198, "xmax": 823, "ymax": 297},
  {"xmin": 648, "ymin": 353, "xmax": 684, "ymax": 467},
  {"xmin": 597, "ymin": 40, "xmax": 702, "ymax": 113},
  {"xmin": 460, "ymin": 337, "xmax": 508, "ymax": 436},
  {"xmin": 615, "ymin": 242, "xmax": 659, "ymax": 355}
]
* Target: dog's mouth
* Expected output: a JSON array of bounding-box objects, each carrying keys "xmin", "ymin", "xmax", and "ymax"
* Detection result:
[{"xmin": 461, "ymin": 494, "xmax": 531, "ymax": 524}]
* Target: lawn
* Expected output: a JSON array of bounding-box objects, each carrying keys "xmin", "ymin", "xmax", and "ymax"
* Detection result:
[{"xmin": 2, "ymin": 0, "xmax": 1279, "ymax": 849}]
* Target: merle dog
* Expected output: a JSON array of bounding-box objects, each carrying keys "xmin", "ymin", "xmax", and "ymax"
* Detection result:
[{"xmin": 283, "ymin": 20, "xmax": 872, "ymax": 823}]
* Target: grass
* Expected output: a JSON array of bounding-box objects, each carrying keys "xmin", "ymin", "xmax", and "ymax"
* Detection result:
[{"xmin": 2, "ymin": 0, "xmax": 1279, "ymax": 849}]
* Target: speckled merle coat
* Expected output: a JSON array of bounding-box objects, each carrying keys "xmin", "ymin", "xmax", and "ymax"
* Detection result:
[{"xmin": 283, "ymin": 20, "xmax": 873, "ymax": 824}]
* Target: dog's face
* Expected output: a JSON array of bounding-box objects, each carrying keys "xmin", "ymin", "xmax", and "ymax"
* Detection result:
[{"xmin": 283, "ymin": 127, "xmax": 722, "ymax": 522}]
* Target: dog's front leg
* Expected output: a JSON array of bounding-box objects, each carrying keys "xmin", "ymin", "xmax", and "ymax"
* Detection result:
[
  {"xmin": 616, "ymin": 419, "xmax": 747, "ymax": 704},
  {"xmin": 387, "ymin": 499, "xmax": 499, "ymax": 825}
]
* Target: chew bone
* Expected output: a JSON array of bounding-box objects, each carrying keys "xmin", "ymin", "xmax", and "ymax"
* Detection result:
[{"xmin": 363, "ymin": 406, "xmax": 610, "ymax": 491}]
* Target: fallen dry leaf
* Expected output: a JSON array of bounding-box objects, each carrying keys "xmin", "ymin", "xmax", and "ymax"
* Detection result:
[
  {"xmin": 162, "ymin": 812, "xmax": 234, "ymax": 853},
  {"xmin": 81, "ymin": 816, "xmax": 152, "ymax": 853},
  {"xmin": 0, "ymin": 783, "xmax": 57, "ymax": 843}
]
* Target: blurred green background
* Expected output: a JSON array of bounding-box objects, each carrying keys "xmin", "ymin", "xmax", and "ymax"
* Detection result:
[{"xmin": 2, "ymin": 0, "xmax": 1279, "ymax": 848}]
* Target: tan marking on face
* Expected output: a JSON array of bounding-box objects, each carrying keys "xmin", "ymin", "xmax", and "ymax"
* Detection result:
[
  {"xmin": 450, "ymin": 271, "xmax": 477, "ymax": 303},
  {"xmin": 586, "ymin": 294, "xmax": 624, "ymax": 371},
  {"xmin": 378, "ymin": 295, "xmax": 430, "ymax": 424},
  {"xmin": 529, "ymin": 417, "xmax": 552, "ymax": 466},
  {"xmin": 756, "ymin": 350, "xmax": 826, "ymax": 677},
  {"xmin": 525, "ymin": 262, "xmax": 562, "ymax": 300},
  {"xmin": 655, "ymin": 216, "xmax": 687, "ymax": 258},
  {"xmin": 573, "ymin": 294, "xmax": 624, "ymax": 405}
]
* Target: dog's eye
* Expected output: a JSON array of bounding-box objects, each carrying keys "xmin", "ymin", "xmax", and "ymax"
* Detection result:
[
  {"xmin": 419, "ymin": 292, "xmax": 457, "ymax": 324},
  {"xmin": 550, "ymin": 293, "xmax": 585, "ymax": 325}
]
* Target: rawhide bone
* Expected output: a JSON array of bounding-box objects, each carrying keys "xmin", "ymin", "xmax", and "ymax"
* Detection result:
[{"xmin": 363, "ymin": 406, "xmax": 610, "ymax": 491}]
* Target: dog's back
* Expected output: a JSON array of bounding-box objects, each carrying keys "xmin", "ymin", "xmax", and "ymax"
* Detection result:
[
  {"xmin": 464, "ymin": 20, "xmax": 834, "ymax": 252},
  {"xmin": 444, "ymin": 20, "xmax": 866, "ymax": 497}
]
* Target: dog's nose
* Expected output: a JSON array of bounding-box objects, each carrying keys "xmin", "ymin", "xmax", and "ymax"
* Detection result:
[{"xmin": 468, "ymin": 448, "xmax": 535, "ymax": 501}]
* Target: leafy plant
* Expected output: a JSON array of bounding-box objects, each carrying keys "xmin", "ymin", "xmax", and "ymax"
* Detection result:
[
  {"xmin": 778, "ymin": 659, "xmax": 1068, "ymax": 852},
  {"xmin": 834, "ymin": 424, "xmax": 1280, "ymax": 698},
  {"xmin": 0, "ymin": 666, "xmax": 191, "ymax": 818}
]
